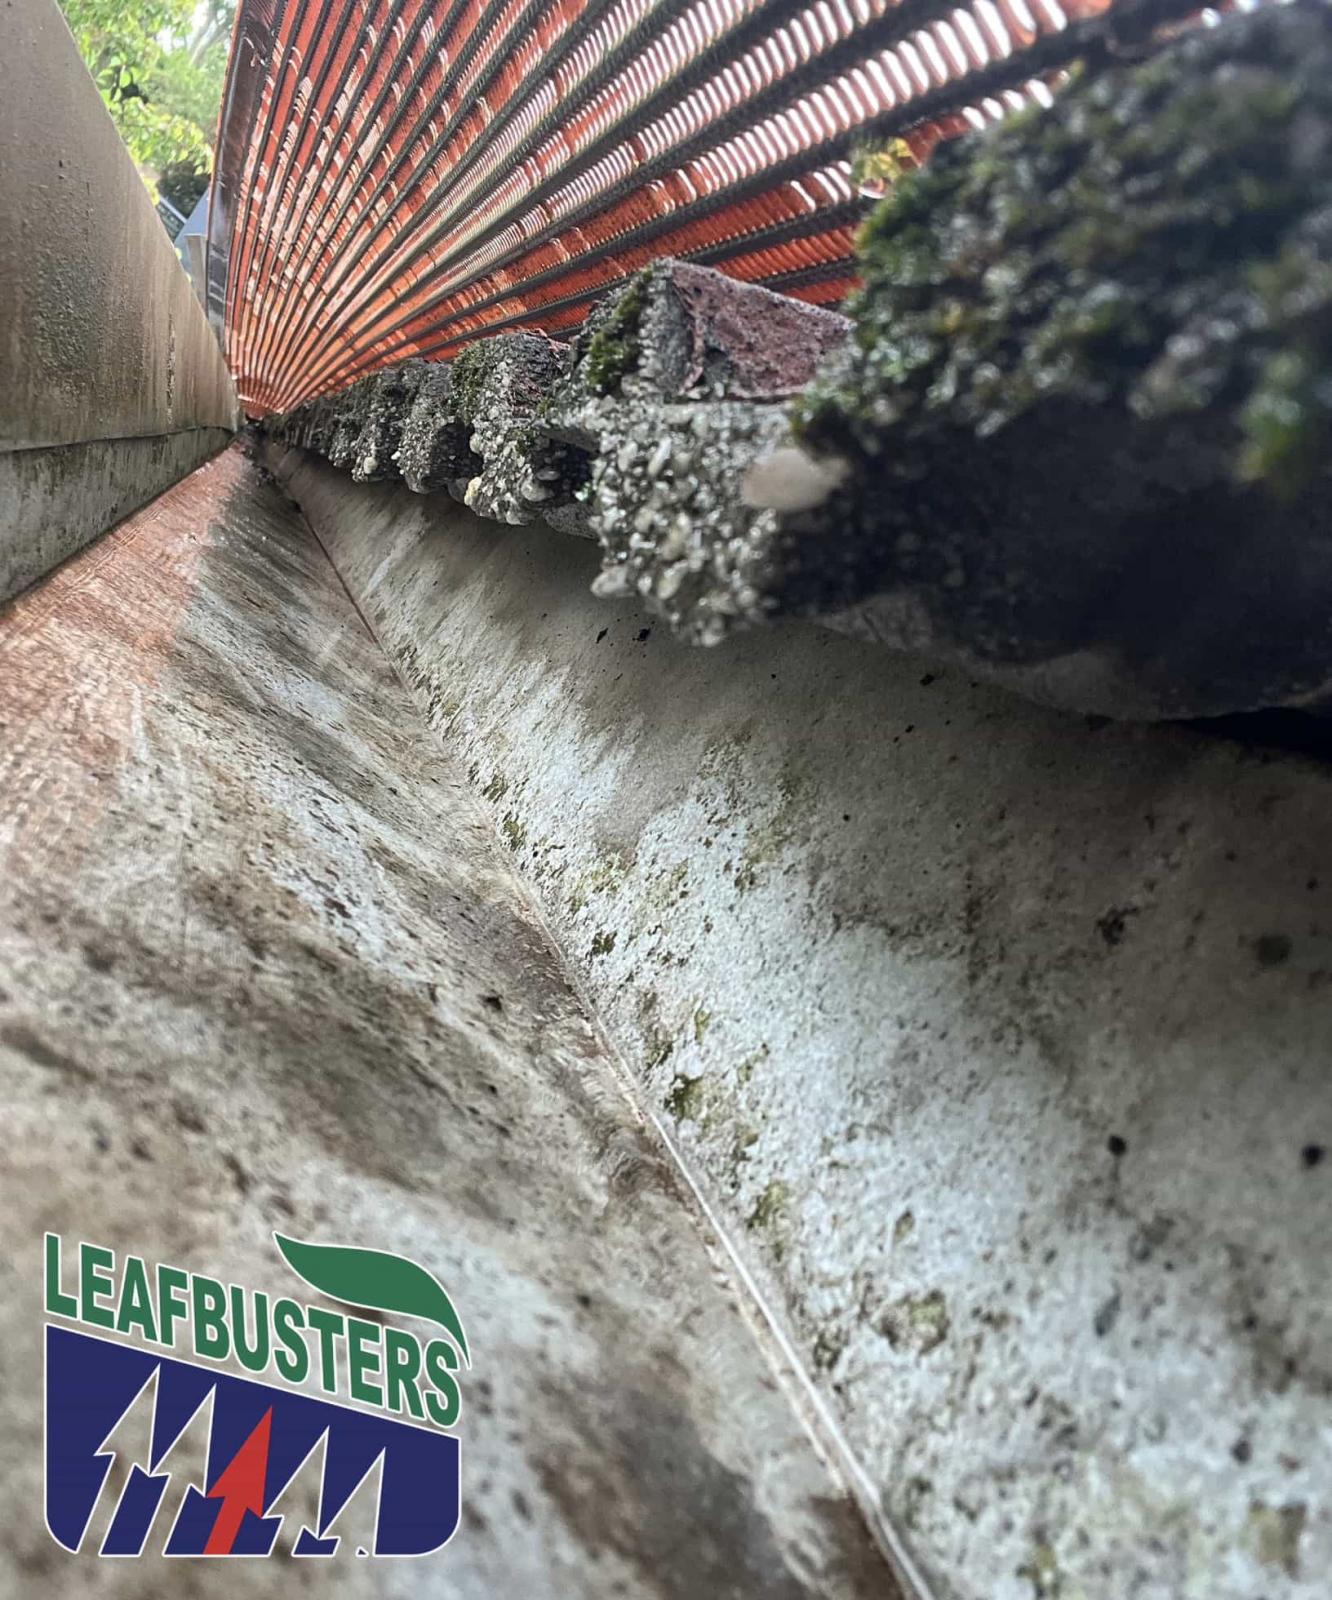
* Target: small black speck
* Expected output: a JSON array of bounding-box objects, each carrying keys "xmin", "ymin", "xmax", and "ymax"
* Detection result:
[
  {"xmin": 1232, "ymin": 1437, "xmax": 1252, "ymax": 1464},
  {"xmin": 1254, "ymin": 932, "xmax": 1293, "ymax": 967},
  {"xmin": 595, "ymin": 628, "xmax": 608, "ymax": 643},
  {"xmin": 482, "ymin": 993, "xmax": 504, "ymax": 1012},
  {"xmin": 843, "ymin": 813, "xmax": 851, "ymax": 822},
  {"xmin": 1301, "ymin": 1144, "xmax": 1325, "ymax": 1169},
  {"xmin": 1093, "ymin": 1290, "xmax": 1121, "ymax": 1337},
  {"xmin": 919, "ymin": 673, "xmax": 937, "ymax": 686},
  {"xmin": 1096, "ymin": 906, "xmax": 1137, "ymax": 947},
  {"xmin": 636, "ymin": 627, "xmax": 652, "ymax": 642},
  {"xmin": 1107, "ymin": 1134, "xmax": 1128, "ymax": 1158}
]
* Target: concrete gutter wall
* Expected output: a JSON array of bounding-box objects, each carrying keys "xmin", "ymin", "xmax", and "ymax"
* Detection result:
[
  {"xmin": 272, "ymin": 446, "xmax": 1332, "ymax": 1600},
  {"xmin": 0, "ymin": 445, "xmax": 889, "ymax": 1595},
  {"xmin": 0, "ymin": 0, "xmax": 238, "ymax": 606}
]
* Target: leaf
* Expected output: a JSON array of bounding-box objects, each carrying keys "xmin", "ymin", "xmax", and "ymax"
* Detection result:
[{"xmin": 274, "ymin": 1235, "xmax": 470, "ymax": 1366}]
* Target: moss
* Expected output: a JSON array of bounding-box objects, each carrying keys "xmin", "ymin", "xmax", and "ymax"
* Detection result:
[
  {"xmin": 795, "ymin": 3, "xmax": 1332, "ymax": 500},
  {"xmin": 481, "ymin": 772, "xmax": 509, "ymax": 802},
  {"xmin": 581, "ymin": 272, "xmax": 649, "ymax": 395},
  {"xmin": 446, "ymin": 344, "xmax": 489, "ymax": 426},
  {"xmin": 589, "ymin": 929, "xmax": 616, "ymax": 957},
  {"xmin": 849, "ymin": 136, "xmax": 919, "ymax": 195},
  {"xmin": 692, "ymin": 1004, "xmax": 712, "ymax": 1044},
  {"xmin": 500, "ymin": 812, "xmax": 527, "ymax": 851},
  {"xmin": 1240, "ymin": 348, "xmax": 1328, "ymax": 498}
]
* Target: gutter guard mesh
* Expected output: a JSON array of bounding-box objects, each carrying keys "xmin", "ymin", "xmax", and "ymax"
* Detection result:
[{"xmin": 212, "ymin": 0, "xmax": 1196, "ymax": 414}]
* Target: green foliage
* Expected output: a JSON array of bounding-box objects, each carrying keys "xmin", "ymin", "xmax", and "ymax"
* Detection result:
[
  {"xmin": 57, "ymin": 0, "xmax": 234, "ymax": 182},
  {"xmin": 157, "ymin": 159, "xmax": 210, "ymax": 215}
]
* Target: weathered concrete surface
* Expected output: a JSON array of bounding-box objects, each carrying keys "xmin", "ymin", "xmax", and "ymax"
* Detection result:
[
  {"xmin": 0, "ymin": 0, "xmax": 238, "ymax": 604},
  {"xmin": 273, "ymin": 445, "xmax": 1332, "ymax": 1600},
  {"xmin": 0, "ymin": 0, "xmax": 237, "ymax": 451},
  {"xmin": 0, "ymin": 431, "xmax": 233, "ymax": 604},
  {"xmin": 0, "ymin": 446, "xmax": 890, "ymax": 1598}
]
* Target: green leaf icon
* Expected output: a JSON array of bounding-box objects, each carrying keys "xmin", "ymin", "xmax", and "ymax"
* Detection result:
[{"xmin": 274, "ymin": 1234, "xmax": 470, "ymax": 1367}]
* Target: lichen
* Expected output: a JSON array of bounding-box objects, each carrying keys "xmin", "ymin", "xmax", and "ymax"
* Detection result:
[
  {"xmin": 645, "ymin": 1025, "xmax": 674, "ymax": 1070},
  {"xmin": 566, "ymin": 849, "xmax": 628, "ymax": 915},
  {"xmin": 747, "ymin": 1178, "xmax": 790, "ymax": 1231},
  {"xmin": 1246, "ymin": 1501, "xmax": 1307, "ymax": 1578},
  {"xmin": 1017, "ymin": 1539, "xmax": 1063, "ymax": 1599},
  {"xmin": 665, "ymin": 1072, "xmax": 708, "ymax": 1122},
  {"xmin": 879, "ymin": 1289, "xmax": 951, "ymax": 1355}
]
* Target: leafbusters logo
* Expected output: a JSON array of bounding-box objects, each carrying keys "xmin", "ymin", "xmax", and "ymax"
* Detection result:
[{"xmin": 43, "ymin": 1232, "xmax": 467, "ymax": 1557}]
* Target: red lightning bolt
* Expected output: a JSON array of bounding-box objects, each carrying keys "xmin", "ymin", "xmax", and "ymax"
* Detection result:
[{"xmin": 204, "ymin": 1407, "xmax": 273, "ymax": 1555}]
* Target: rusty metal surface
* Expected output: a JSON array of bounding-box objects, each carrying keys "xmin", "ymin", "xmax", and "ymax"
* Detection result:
[
  {"xmin": 212, "ymin": 0, "xmax": 1205, "ymax": 415},
  {"xmin": 0, "ymin": 444, "xmax": 893, "ymax": 1598}
]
